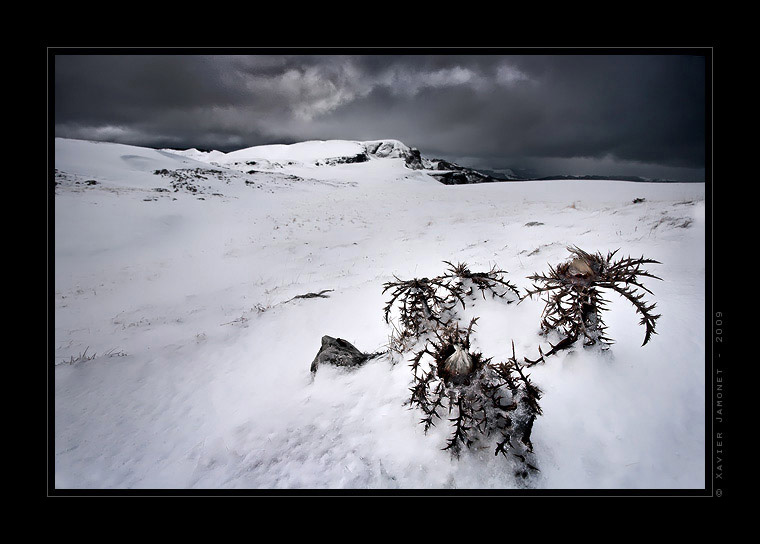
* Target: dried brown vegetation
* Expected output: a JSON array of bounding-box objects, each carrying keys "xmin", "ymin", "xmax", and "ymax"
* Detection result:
[
  {"xmin": 406, "ymin": 320, "xmax": 542, "ymax": 476},
  {"xmin": 382, "ymin": 261, "xmax": 518, "ymax": 340},
  {"xmin": 522, "ymin": 246, "xmax": 662, "ymax": 359},
  {"xmin": 383, "ymin": 262, "xmax": 538, "ymax": 476}
]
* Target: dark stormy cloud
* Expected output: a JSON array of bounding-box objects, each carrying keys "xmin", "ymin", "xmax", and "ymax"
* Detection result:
[{"xmin": 54, "ymin": 54, "xmax": 706, "ymax": 180}]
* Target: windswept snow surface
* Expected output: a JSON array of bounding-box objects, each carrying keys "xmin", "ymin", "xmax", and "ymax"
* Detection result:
[{"xmin": 54, "ymin": 138, "xmax": 706, "ymax": 490}]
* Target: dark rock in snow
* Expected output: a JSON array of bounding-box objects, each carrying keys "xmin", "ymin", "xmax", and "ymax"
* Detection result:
[
  {"xmin": 432, "ymin": 170, "xmax": 498, "ymax": 185},
  {"xmin": 318, "ymin": 153, "xmax": 370, "ymax": 166},
  {"xmin": 404, "ymin": 148, "xmax": 424, "ymax": 170},
  {"xmin": 434, "ymin": 159, "xmax": 464, "ymax": 171},
  {"xmin": 310, "ymin": 335, "xmax": 369, "ymax": 373},
  {"xmin": 429, "ymin": 159, "xmax": 521, "ymax": 184}
]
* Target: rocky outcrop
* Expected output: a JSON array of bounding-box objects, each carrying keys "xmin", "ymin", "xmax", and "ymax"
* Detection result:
[
  {"xmin": 426, "ymin": 158, "xmax": 510, "ymax": 184},
  {"xmin": 310, "ymin": 335, "xmax": 370, "ymax": 373},
  {"xmin": 316, "ymin": 153, "xmax": 370, "ymax": 166},
  {"xmin": 404, "ymin": 148, "xmax": 424, "ymax": 170},
  {"xmin": 364, "ymin": 140, "xmax": 408, "ymax": 159},
  {"xmin": 431, "ymin": 169, "xmax": 499, "ymax": 185},
  {"xmin": 363, "ymin": 140, "xmax": 424, "ymax": 170},
  {"xmin": 434, "ymin": 159, "xmax": 464, "ymax": 171}
]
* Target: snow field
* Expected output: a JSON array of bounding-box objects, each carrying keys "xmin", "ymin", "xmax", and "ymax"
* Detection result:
[{"xmin": 54, "ymin": 138, "xmax": 706, "ymax": 489}]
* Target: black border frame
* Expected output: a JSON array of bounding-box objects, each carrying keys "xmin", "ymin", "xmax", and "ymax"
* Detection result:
[{"xmin": 44, "ymin": 45, "xmax": 723, "ymax": 500}]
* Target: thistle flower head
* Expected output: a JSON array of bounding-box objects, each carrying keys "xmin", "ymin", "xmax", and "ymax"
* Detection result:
[{"xmin": 443, "ymin": 343, "xmax": 473, "ymax": 378}]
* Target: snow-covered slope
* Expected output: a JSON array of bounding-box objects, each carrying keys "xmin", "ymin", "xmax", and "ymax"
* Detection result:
[
  {"xmin": 162, "ymin": 147, "xmax": 229, "ymax": 164},
  {"xmin": 164, "ymin": 138, "xmax": 421, "ymax": 169},
  {"xmin": 222, "ymin": 139, "xmax": 367, "ymax": 164},
  {"xmin": 53, "ymin": 137, "xmax": 706, "ymax": 490},
  {"xmin": 56, "ymin": 138, "xmax": 220, "ymax": 188}
]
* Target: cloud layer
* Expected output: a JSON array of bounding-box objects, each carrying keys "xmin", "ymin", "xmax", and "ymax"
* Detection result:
[{"xmin": 55, "ymin": 54, "xmax": 706, "ymax": 180}]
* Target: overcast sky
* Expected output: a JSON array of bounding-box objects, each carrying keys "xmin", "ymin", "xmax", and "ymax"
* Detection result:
[{"xmin": 54, "ymin": 54, "xmax": 706, "ymax": 180}]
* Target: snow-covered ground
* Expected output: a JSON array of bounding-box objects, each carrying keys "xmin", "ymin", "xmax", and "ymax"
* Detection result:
[{"xmin": 53, "ymin": 137, "xmax": 706, "ymax": 490}]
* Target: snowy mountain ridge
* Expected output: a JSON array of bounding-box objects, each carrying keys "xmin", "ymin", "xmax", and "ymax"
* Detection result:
[
  {"xmin": 163, "ymin": 138, "xmax": 423, "ymax": 169},
  {"xmin": 162, "ymin": 138, "xmax": 512, "ymax": 183}
]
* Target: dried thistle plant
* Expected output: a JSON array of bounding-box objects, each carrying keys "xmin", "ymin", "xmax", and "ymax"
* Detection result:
[
  {"xmin": 382, "ymin": 261, "xmax": 518, "ymax": 339},
  {"xmin": 440, "ymin": 261, "xmax": 520, "ymax": 302},
  {"xmin": 382, "ymin": 275, "xmax": 463, "ymax": 337},
  {"xmin": 406, "ymin": 319, "xmax": 542, "ymax": 475},
  {"xmin": 523, "ymin": 246, "xmax": 662, "ymax": 355}
]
